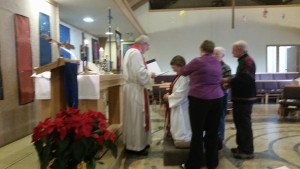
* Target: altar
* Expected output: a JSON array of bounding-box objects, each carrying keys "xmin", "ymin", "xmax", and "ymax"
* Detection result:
[
  {"xmin": 33, "ymin": 58, "xmax": 124, "ymax": 129},
  {"xmin": 33, "ymin": 58, "xmax": 125, "ymax": 169},
  {"xmin": 35, "ymin": 75, "xmax": 123, "ymax": 128}
]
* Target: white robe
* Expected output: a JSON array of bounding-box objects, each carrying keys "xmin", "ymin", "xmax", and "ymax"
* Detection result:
[
  {"xmin": 122, "ymin": 48, "xmax": 152, "ymax": 151},
  {"xmin": 168, "ymin": 76, "xmax": 192, "ymax": 142}
]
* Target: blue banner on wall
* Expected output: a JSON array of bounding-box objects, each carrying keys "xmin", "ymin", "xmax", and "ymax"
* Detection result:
[
  {"xmin": 39, "ymin": 13, "xmax": 52, "ymax": 66},
  {"xmin": 92, "ymin": 38, "xmax": 99, "ymax": 63},
  {"xmin": 60, "ymin": 24, "xmax": 71, "ymax": 59}
]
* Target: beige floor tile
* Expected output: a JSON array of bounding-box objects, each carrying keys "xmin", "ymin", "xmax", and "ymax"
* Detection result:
[{"xmin": 1, "ymin": 104, "xmax": 300, "ymax": 169}]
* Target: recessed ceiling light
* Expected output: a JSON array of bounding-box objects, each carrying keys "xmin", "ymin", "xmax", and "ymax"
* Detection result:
[
  {"xmin": 105, "ymin": 31, "xmax": 113, "ymax": 35},
  {"xmin": 83, "ymin": 17, "xmax": 94, "ymax": 23}
]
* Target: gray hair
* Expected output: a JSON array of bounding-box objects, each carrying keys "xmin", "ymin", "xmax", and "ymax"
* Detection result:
[
  {"xmin": 134, "ymin": 35, "xmax": 150, "ymax": 44},
  {"xmin": 214, "ymin": 47, "xmax": 226, "ymax": 57},
  {"xmin": 232, "ymin": 40, "xmax": 248, "ymax": 52}
]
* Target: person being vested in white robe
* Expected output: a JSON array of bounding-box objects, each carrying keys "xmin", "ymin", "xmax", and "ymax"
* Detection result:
[
  {"xmin": 163, "ymin": 55, "xmax": 192, "ymax": 148},
  {"xmin": 122, "ymin": 35, "xmax": 156, "ymax": 155}
]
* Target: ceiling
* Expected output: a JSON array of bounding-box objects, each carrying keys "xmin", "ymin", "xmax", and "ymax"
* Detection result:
[
  {"xmin": 149, "ymin": 0, "xmax": 299, "ymax": 9},
  {"xmin": 55, "ymin": 0, "xmax": 140, "ymax": 41}
]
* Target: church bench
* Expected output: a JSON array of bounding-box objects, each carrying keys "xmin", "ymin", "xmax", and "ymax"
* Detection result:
[
  {"xmin": 255, "ymin": 80, "xmax": 295, "ymax": 104},
  {"xmin": 278, "ymin": 85, "xmax": 300, "ymax": 117}
]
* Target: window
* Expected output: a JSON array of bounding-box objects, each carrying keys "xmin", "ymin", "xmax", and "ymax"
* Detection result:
[{"xmin": 267, "ymin": 45, "xmax": 300, "ymax": 73}]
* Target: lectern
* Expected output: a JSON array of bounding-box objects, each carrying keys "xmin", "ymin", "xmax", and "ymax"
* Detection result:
[{"xmin": 34, "ymin": 58, "xmax": 80, "ymax": 117}]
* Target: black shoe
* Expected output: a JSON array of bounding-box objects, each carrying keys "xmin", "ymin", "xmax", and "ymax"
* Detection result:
[
  {"xmin": 136, "ymin": 149, "xmax": 148, "ymax": 156},
  {"xmin": 230, "ymin": 148, "xmax": 241, "ymax": 154},
  {"xmin": 233, "ymin": 152, "xmax": 254, "ymax": 159},
  {"xmin": 125, "ymin": 149, "xmax": 148, "ymax": 156},
  {"xmin": 145, "ymin": 144, "xmax": 150, "ymax": 150}
]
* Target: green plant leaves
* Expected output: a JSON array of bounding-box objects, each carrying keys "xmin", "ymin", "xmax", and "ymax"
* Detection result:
[
  {"xmin": 104, "ymin": 140, "xmax": 117, "ymax": 158},
  {"xmin": 71, "ymin": 139, "xmax": 88, "ymax": 162},
  {"xmin": 41, "ymin": 144, "xmax": 52, "ymax": 169},
  {"xmin": 32, "ymin": 109, "xmax": 117, "ymax": 169}
]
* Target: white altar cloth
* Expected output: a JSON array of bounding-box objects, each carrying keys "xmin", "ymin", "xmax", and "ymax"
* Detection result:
[{"xmin": 33, "ymin": 72, "xmax": 100, "ymax": 100}]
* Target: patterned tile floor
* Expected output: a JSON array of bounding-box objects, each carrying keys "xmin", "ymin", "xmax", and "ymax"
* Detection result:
[
  {"xmin": 121, "ymin": 104, "xmax": 300, "ymax": 169},
  {"xmin": 0, "ymin": 104, "xmax": 300, "ymax": 169}
]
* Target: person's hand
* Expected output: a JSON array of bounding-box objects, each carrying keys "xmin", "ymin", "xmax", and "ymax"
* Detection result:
[
  {"xmin": 222, "ymin": 82, "xmax": 230, "ymax": 89},
  {"xmin": 221, "ymin": 77, "xmax": 231, "ymax": 84},
  {"xmin": 163, "ymin": 93, "xmax": 169, "ymax": 101},
  {"xmin": 151, "ymin": 72, "xmax": 156, "ymax": 78}
]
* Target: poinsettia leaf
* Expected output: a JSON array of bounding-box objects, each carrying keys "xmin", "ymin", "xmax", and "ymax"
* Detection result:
[
  {"xmin": 105, "ymin": 140, "xmax": 118, "ymax": 158},
  {"xmin": 71, "ymin": 139, "xmax": 88, "ymax": 162},
  {"xmin": 92, "ymin": 129, "xmax": 101, "ymax": 134},
  {"xmin": 87, "ymin": 159, "xmax": 96, "ymax": 169},
  {"xmin": 41, "ymin": 144, "xmax": 51, "ymax": 169},
  {"xmin": 57, "ymin": 137, "xmax": 70, "ymax": 156},
  {"xmin": 85, "ymin": 139, "xmax": 98, "ymax": 159},
  {"xmin": 33, "ymin": 140, "xmax": 43, "ymax": 158},
  {"xmin": 52, "ymin": 158, "xmax": 67, "ymax": 169}
]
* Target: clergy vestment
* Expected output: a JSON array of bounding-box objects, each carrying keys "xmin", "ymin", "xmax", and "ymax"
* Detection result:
[
  {"xmin": 168, "ymin": 76, "xmax": 192, "ymax": 142},
  {"xmin": 122, "ymin": 48, "xmax": 151, "ymax": 151}
]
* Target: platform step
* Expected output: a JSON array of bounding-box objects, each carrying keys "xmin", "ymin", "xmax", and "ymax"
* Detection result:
[{"xmin": 163, "ymin": 136, "xmax": 189, "ymax": 166}]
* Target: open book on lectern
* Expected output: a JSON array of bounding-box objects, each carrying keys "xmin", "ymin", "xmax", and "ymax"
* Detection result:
[{"xmin": 146, "ymin": 59, "xmax": 168, "ymax": 76}]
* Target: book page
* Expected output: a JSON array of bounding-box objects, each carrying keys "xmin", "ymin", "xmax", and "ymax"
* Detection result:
[{"xmin": 146, "ymin": 59, "xmax": 167, "ymax": 76}]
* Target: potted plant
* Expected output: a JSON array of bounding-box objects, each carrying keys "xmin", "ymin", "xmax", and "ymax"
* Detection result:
[{"xmin": 32, "ymin": 108, "xmax": 117, "ymax": 169}]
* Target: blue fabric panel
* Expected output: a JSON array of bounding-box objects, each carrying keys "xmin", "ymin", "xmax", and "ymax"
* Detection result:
[
  {"xmin": 64, "ymin": 62, "xmax": 78, "ymax": 108},
  {"xmin": 92, "ymin": 38, "xmax": 99, "ymax": 63},
  {"xmin": 60, "ymin": 24, "xmax": 71, "ymax": 59},
  {"xmin": 39, "ymin": 13, "xmax": 52, "ymax": 66}
]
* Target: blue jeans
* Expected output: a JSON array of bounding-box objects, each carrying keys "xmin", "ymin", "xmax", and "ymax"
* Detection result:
[{"xmin": 218, "ymin": 92, "xmax": 228, "ymax": 141}]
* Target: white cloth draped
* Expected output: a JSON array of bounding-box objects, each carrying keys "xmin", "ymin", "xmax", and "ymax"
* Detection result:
[
  {"xmin": 122, "ymin": 48, "xmax": 152, "ymax": 151},
  {"xmin": 34, "ymin": 73, "xmax": 100, "ymax": 100},
  {"xmin": 77, "ymin": 75, "xmax": 100, "ymax": 99},
  {"xmin": 168, "ymin": 76, "xmax": 192, "ymax": 142}
]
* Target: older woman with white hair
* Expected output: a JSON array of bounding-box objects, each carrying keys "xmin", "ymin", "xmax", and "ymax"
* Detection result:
[
  {"xmin": 122, "ymin": 35, "xmax": 155, "ymax": 156},
  {"xmin": 213, "ymin": 47, "xmax": 231, "ymax": 150}
]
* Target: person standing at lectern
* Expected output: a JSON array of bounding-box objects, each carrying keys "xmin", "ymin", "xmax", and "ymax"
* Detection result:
[{"xmin": 122, "ymin": 35, "xmax": 155, "ymax": 155}]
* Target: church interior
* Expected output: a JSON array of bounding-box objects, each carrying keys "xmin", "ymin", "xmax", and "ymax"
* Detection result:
[{"xmin": 0, "ymin": 0, "xmax": 300, "ymax": 169}]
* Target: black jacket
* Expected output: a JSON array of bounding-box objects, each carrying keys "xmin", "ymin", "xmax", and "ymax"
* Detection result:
[{"xmin": 231, "ymin": 73, "xmax": 256, "ymax": 103}]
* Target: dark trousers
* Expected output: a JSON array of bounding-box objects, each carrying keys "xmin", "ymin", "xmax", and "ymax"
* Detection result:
[
  {"xmin": 232, "ymin": 102, "xmax": 254, "ymax": 154},
  {"xmin": 185, "ymin": 96, "xmax": 222, "ymax": 169}
]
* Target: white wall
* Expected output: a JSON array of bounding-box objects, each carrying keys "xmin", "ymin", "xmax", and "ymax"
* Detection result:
[{"xmin": 135, "ymin": 4, "xmax": 300, "ymax": 73}]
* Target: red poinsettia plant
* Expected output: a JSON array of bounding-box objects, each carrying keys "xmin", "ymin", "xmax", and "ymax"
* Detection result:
[{"xmin": 32, "ymin": 108, "xmax": 117, "ymax": 169}]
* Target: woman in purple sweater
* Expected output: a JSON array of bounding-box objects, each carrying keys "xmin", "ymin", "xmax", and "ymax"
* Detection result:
[{"xmin": 181, "ymin": 40, "xmax": 224, "ymax": 169}]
